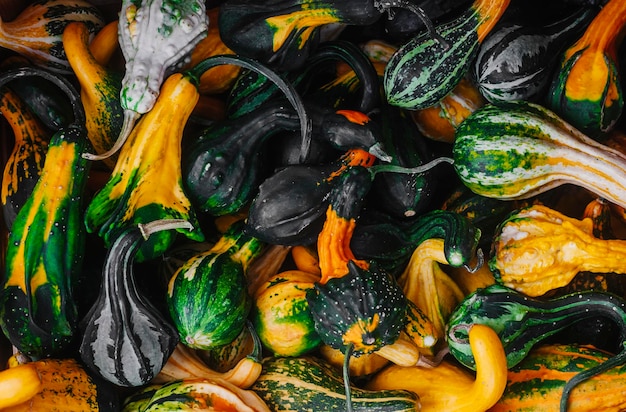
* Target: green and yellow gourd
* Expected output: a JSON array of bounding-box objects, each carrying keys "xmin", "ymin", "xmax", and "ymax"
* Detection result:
[
  {"xmin": 547, "ymin": 0, "xmax": 626, "ymax": 138},
  {"xmin": 452, "ymin": 101, "xmax": 626, "ymax": 209},
  {"xmin": 0, "ymin": 67, "xmax": 90, "ymax": 358},
  {"xmin": 0, "ymin": 86, "xmax": 50, "ymax": 229},
  {"xmin": 167, "ymin": 220, "xmax": 264, "ymax": 351},
  {"xmin": 384, "ymin": 0, "xmax": 510, "ymax": 110},
  {"xmin": 0, "ymin": 0, "xmax": 105, "ymax": 74},
  {"xmin": 83, "ymin": 69, "xmax": 205, "ymax": 262}
]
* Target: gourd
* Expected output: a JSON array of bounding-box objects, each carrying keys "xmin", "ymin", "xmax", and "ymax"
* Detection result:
[
  {"xmin": 547, "ymin": 0, "xmax": 626, "ymax": 138},
  {"xmin": 452, "ymin": 100, "xmax": 626, "ymax": 209},
  {"xmin": 167, "ymin": 220, "xmax": 264, "ymax": 351},
  {"xmin": 250, "ymin": 356, "xmax": 421, "ymax": 412},
  {"xmin": 63, "ymin": 21, "xmax": 123, "ymax": 169},
  {"xmin": 384, "ymin": 0, "xmax": 510, "ymax": 110},
  {"xmin": 83, "ymin": 70, "xmax": 205, "ymax": 262},
  {"xmin": 153, "ymin": 322, "xmax": 263, "ymax": 389},
  {"xmin": 445, "ymin": 283, "xmax": 626, "ymax": 412},
  {"xmin": 122, "ymin": 377, "xmax": 270, "ymax": 412},
  {"xmin": 0, "ymin": 66, "xmax": 90, "ymax": 358},
  {"xmin": 93, "ymin": 0, "xmax": 209, "ymax": 161},
  {"xmin": 79, "ymin": 219, "xmax": 191, "ymax": 388},
  {"xmin": 367, "ymin": 324, "xmax": 507, "ymax": 412},
  {"xmin": 490, "ymin": 204, "xmax": 626, "ymax": 297},
  {"xmin": 0, "ymin": 86, "xmax": 50, "ymax": 229},
  {"xmin": 3, "ymin": 357, "xmax": 119, "ymax": 411},
  {"xmin": 0, "ymin": 363, "xmax": 42, "ymax": 409},
  {"xmin": 252, "ymin": 270, "xmax": 322, "ymax": 357},
  {"xmin": 491, "ymin": 343, "xmax": 626, "ymax": 411},
  {"xmin": 0, "ymin": 0, "xmax": 105, "ymax": 74},
  {"xmin": 474, "ymin": 6, "xmax": 596, "ymax": 104}
]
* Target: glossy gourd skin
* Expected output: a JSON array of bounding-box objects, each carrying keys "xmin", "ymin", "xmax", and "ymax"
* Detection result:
[
  {"xmin": 474, "ymin": 7, "xmax": 596, "ymax": 104},
  {"xmin": 0, "ymin": 87, "xmax": 50, "ymax": 229},
  {"xmin": 446, "ymin": 283, "xmax": 626, "ymax": 412},
  {"xmin": 547, "ymin": 0, "xmax": 626, "ymax": 138},
  {"xmin": 0, "ymin": 67, "xmax": 90, "ymax": 359},
  {"xmin": 384, "ymin": 0, "xmax": 510, "ymax": 110},
  {"xmin": 0, "ymin": 0, "xmax": 105, "ymax": 74}
]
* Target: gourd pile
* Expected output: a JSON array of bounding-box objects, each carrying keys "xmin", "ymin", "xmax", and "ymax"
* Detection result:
[{"xmin": 1, "ymin": 0, "xmax": 626, "ymax": 410}]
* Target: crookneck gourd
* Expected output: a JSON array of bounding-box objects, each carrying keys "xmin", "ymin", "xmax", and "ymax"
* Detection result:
[
  {"xmin": 384, "ymin": 0, "xmax": 510, "ymax": 110},
  {"xmin": 63, "ymin": 21, "xmax": 123, "ymax": 169},
  {"xmin": 547, "ymin": 0, "xmax": 626, "ymax": 138},
  {"xmin": 453, "ymin": 101, "xmax": 626, "ymax": 209},
  {"xmin": 0, "ymin": 0, "xmax": 105, "ymax": 74},
  {"xmin": 446, "ymin": 283, "xmax": 626, "ymax": 412},
  {"xmin": 79, "ymin": 220, "xmax": 191, "ymax": 388},
  {"xmin": 0, "ymin": 66, "xmax": 90, "ymax": 359},
  {"xmin": 167, "ymin": 220, "xmax": 264, "ymax": 351},
  {"xmin": 83, "ymin": 70, "xmax": 205, "ymax": 262},
  {"xmin": 490, "ymin": 203, "xmax": 626, "ymax": 297},
  {"xmin": 0, "ymin": 86, "xmax": 50, "ymax": 230}
]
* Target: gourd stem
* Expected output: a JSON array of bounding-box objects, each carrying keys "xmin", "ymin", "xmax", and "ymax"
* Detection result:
[
  {"xmin": 369, "ymin": 156, "xmax": 453, "ymax": 177},
  {"xmin": 343, "ymin": 343, "xmax": 354, "ymax": 412},
  {"xmin": 137, "ymin": 219, "xmax": 194, "ymax": 240},
  {"xmin": 188, "ymin": 55, "xmax": 312, "ymax": 163},
  {"xmin": 374, "ymin": 1, "xmax": 449, "ymax": 50},
  {"xmin": 0, "ymin": 66, "xmax": 85, "ymax": 127},
  {"xmin": 82, "ymin": 109, "xmax": 139, "ymax": 161}
]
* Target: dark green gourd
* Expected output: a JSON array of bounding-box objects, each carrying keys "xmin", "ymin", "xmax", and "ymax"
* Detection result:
[
  {"xmin": 446, "ymin": 284, "xmax": 626, "ymax": 412},
  {"xmin": 474, "ymin": 6, "xmax": 596, "ymax": 103},
  {"xmin": 384, "ymin": 0, "xmax": 510, "ymax": 110},
  {"xmin": 79, "ymin": 220, "xmax": 189, "ymax": 387}
]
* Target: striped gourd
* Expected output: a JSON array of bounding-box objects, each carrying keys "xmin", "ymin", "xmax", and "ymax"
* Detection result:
[
  {"xmin": 251, "ymin": 356, "xmax": 421, "ymax": 411},
  {"xmin": 474, "ymin": 7, "xmax": 595, "ymax": 103},
  {"xmin": 0, "ymin": 0, "xmax": 105, "ymax": 74},
  {"xmin": 384, "ymin": 0, "xmax": 510, "ymax": 110},
  {"xmin": 452, "ymin": 100, "xmax": 626, "ymax": 209}
]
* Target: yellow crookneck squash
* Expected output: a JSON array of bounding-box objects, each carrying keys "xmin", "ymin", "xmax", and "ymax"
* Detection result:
[
  {"xmin": 83, "ymin": 71, "xmax": 205, "ymax": 262},
  {"xmin": 367, "ymin": 323, "xmax": 508, "ymax": 412}
]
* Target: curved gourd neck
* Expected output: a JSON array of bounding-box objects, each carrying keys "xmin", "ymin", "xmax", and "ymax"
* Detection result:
[
  {"xmin": 472, "ymin": 0, "xmax": 511, "ymax": 42},
  {"xmin": 567, "ymin": 0, "xmax": 626, "ymax": 59}
]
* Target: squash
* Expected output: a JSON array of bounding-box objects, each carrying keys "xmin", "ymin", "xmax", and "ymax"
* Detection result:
[
  {"xmin": 167, "ymin": 221, "xmax": 264, "ymax": 351},
  {"xmin": 245, "ymin": 244, "xmax": 292, "ymax": 297},
  {"xmin": 446, "ymin": 283, "xmax": 626, "ymax": 411},
  {"xmin": 367, "ymin": 324, "xmax": 507, "ymax": 412},
  {"xmin": 252, "ymin": 270, "xmax": 322, "ymax": 357},
  {"xmin": 122, "ymin": 377, "xmax": 270, "ymax": 412},
  {"xmin": 0, "ymin": 86, "xmax": 50, "ymax": 229},
  {"xmin": 547, "ymin": 0, "xmax": 626, "ymax": 138},
  {"xmin": 384, "ymin": 0, "xmax": 510, "ymax": 110},
  {"xmin": 250, "ymin": 355, "xmax": 421, "ymax": 411},
  {"xmin": 490, "ymin": 204, "xmax": 626, "ymax": 297},
  {"xmin": 84, "ymin": 70, "xmax": 205, "ymax": 262},
  {"xmin": 0, "ymin": 66, "xmax": 89, "ymax": 358},
  {"xmin": 98, "ymin": 0, "xmax": 209, "ymax": 161},
  {"xmin": 0, "ymin": 363, "xmax": 42, "ymax": 409},
  {"xmin": 491, "ymin": 343, "xmax": 626, "ymax": 412},
  {"xmin": 3, "ymin": 357, "xmax": 119, "ymax": 411},
  {"xmin": 63, "ymin": 21, "xmax": 123, "ymax": 169},
  {"xmin": 453, "ymin": 100, "xmax": 626, "ymax": 209},
  {"xmin": 0, "ymin": 0, "xmax": 105, "ymax": 73},
  {"xmin": 474, "ymin": 6, "xmax": 596, "ymax": 104},
  {"xmin": 79, "ymin": 219, "xmax": 190, "ymax": 388},
  {"xmin": 153, "ymin": 322, "xmax": 262, "ymax": 389}
]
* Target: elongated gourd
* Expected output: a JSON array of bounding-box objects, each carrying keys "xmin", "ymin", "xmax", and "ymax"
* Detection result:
[
  {"xmin": 384, "ymin": 0, "xmax": 510, "ymax": 110},
  {"xmin": 547, "ymin": 0, "xmax": 626, "ymax": 138},
  {"xmin": 0, "ymin": 363, "xmax": 42, "ymax": 409},
  {"xmin": 490, "ymin": 204, "xmax": 626, "ymax": 297},
  {"xmin": 453, "ymin": 100, "xmax": 626, "ymax": 209},
  {"xmin": 446, "ymin": 283, "xmax": 626, "ymax": 412},
  {"xmin": 84, "ymin": 71, "xmax": 205, "ymax": 262},
  {"xmin": 0, "ymin": 87, "xmax": 50, "ymax": 229},
  {"xmin": 0, "ymin": 0, "xmax": 105, "ymax": 73},
  {"xmin": 367, "ymin": 324, "xmax": 507, "ymax": 412},
  {"xmin": 0, "ymin": 67, "xmax": 90, "ymax": 358}
]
